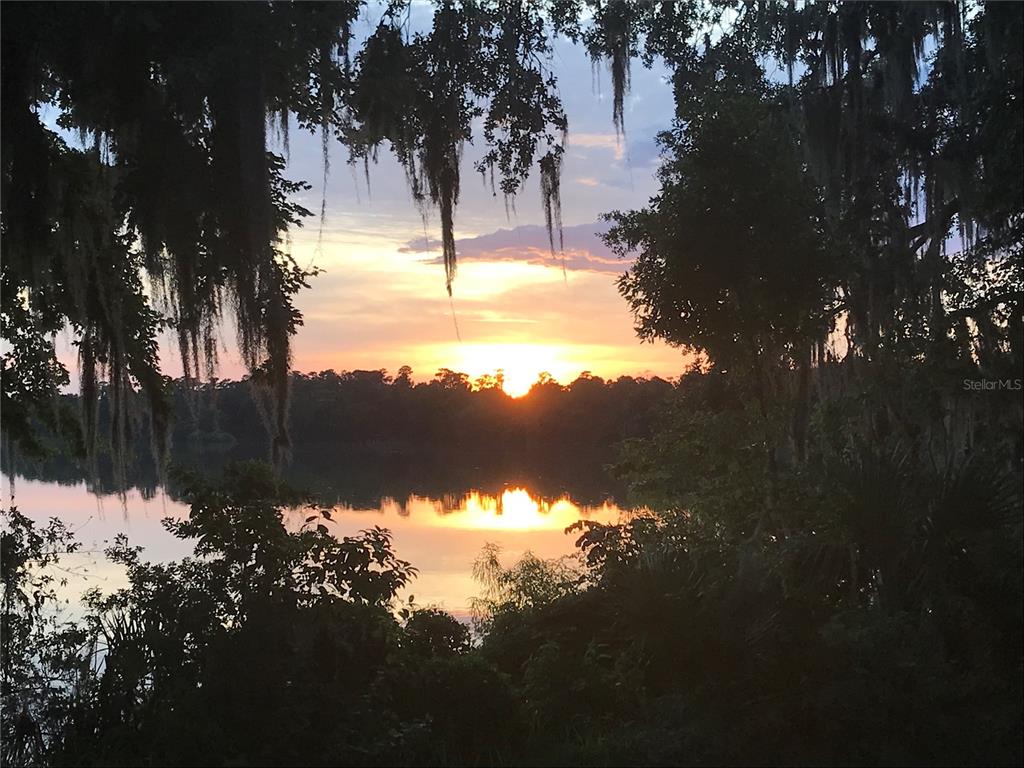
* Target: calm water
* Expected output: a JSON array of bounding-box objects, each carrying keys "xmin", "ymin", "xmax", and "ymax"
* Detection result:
[{"xmin": 2, "ymin": 472, "xmax": 636, "ymax": 619}]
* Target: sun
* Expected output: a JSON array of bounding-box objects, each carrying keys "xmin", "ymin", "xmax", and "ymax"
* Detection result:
[
  {"xmin": 453, "ymin": 343, "xmax": 570, "ymax": 397},
  {"xmin": 499, "ymin": 368, "xmax": 539, "ymax": 398}
]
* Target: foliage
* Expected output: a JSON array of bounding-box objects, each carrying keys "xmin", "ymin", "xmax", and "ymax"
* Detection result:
[
  {"xmin": 609, "ymin": 53, "xmax": 834, "ymax": 372},
  {"xmin": 2, "ymin": 2, "xmax": 349, "ymax": 470},
  {"xmin": 612, "ymin": 0, "xmax": 1022, "ymax": 381},
  {"xmin": 474, "ymin": 429, "xmax": 1022, "ymax": 764},
  {"xmin": 470, "ymin": 542, "xmax": 584, "ymax": 633},
  {"xmin": 1, "ymin": 510, "xmax": 88, "ymax": 768}
]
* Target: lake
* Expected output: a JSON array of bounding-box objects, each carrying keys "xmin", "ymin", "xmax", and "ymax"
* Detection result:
[{"xmin": 2, "ymin": 461, "xmax": 639, "ymax": 619}]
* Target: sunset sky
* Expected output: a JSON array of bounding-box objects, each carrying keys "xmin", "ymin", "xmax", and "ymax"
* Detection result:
[
  {"xmin": 235, "ymin": 14, "xmax": 686, "ymax": 393},
  {"xmin": 48, "ymin": 15, "xmax": 690, "ymax": 396}
]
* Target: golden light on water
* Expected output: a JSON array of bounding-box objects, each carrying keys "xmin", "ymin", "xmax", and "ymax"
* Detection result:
[
  {"xmin": 436, "ymin": 488, "xmax": 610, "ymax": 531},
  {"xmin": 319, "ymin": 487, "xmax": 631, "ymax": 611},
  {"xmin": 340, "ymin": 487, "xmax": 626, "ymax": 532}
]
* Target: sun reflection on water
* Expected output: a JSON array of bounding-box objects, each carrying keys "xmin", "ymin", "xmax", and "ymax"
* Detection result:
[{"xmin": 334, "ymin": 487, "xmax": 626, "ymax": 532}]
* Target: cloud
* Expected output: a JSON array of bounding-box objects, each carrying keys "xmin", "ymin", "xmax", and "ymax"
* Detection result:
[
  {"xmin": 568, "ymin": 132, "xmax": 625, "ymax": 160},
  {"xmin": 398, "ymin": 222, "xmax": 630, "ymax": 274}
]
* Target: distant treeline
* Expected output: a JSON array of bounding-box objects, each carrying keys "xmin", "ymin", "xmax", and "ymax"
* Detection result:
[
  {"xmin": 178, "ymin": 367, "xmax": 675, "ymax": 454},
  {"xmin": 11, "ymin": 368, "xmax": 679, "ymax": 504}
]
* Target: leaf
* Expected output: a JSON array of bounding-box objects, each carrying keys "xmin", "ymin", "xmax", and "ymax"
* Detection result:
[
  {"xmin": 317, "ymin": 524, "xmax": 329, "ymax": 535},
  {"xmin": 305, "ymin": 515, "xmax": 318, "ymax": 524}
]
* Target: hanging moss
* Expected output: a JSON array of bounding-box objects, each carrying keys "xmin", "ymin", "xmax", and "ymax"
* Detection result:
[
  {"xmin": 346, "ymin": 5, "xmax": 570, "ymax": 296},
  {"xmin": 584, "ymin": 0, "xmax": 636, "ymax": 137},
  {"xmin": 539, "ymin": 149, "xmax": 565, "ymax": 259},
  {"xmin": 1, "ymin": 2, "xmax": 351, "ymax": 479},
  {"xmin": 745, "ymin": 0, "xmax": 1021, "ymax": 364}
]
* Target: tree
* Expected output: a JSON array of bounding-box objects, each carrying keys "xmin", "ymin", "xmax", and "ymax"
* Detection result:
[
  {"xmin": 608, "ymin": 0, "xmax": 1022, "ymax": 469},
  {"xmin": 0, "ymin": 1, "xmax": 588, "ymax": 471},
  {"xmin": 393, "ymin": 364, "xmax": 414, "ymax": 389},
  {"xmin": 1, "ymin": 2, "xmax": 353, "ymax": 473},
  {"xmin": 1, "ymin": 509, "xmax": 87, "ymax": 767},
  {"xmin": 610, "ymin": 45, "xmax": 834, "ymax": 375}
]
